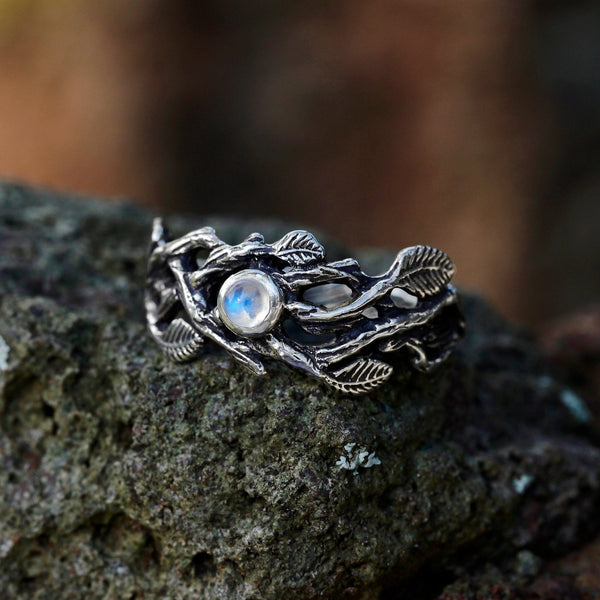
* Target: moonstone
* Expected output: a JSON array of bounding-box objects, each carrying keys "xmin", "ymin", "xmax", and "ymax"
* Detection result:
[{"xmin": 217, "ymin": 269, "xmax": 283, "ymax": 336}]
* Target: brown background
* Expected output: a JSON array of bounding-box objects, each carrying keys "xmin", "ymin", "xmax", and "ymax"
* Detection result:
[{"xmin": 1, "ymin": 0, "xmax": 599, "ymax": 326}]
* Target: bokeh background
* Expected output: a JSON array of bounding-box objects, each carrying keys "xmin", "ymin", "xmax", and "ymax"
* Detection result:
[{"xmin": 1, "ymin": 0, "xmax": 599, "ymax": 326}]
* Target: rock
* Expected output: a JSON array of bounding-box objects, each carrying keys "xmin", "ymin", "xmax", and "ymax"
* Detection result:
[
  {"xmin": 541, "ymin": 304, "xmax": 600, "ymax": 436},
  {"xmin": 436, "ymin": 538, "xmax": 600, "ymax": 600},
  {"xmin": 1, "ymin": 181, "xmax": 599, "ymax": 600}
]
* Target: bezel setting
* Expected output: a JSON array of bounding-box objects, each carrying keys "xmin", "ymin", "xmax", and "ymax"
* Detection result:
[{"xmin": 217, "ymin": 269, "xmax": 283, "ymax": 337}]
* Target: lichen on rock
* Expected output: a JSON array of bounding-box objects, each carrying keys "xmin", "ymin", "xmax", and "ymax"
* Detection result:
[{"xmin": 0, "ymin": 181, "xmax": 599, "ymax": 599}]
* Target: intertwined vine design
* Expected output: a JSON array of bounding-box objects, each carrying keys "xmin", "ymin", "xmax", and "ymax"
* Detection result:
[{"xmin": 146, "ymin": 220, "xmax": 464, "ymax": 394}]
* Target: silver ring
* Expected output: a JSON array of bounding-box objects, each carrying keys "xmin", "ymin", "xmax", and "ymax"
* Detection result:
[{"xmin": 145, "ymin": 219, "xmax": 464, "ymax": 394}]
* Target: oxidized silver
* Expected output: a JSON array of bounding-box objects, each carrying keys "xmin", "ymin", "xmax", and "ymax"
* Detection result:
[{"xmin": 145, "ymin": 219, "xmax": 465, "ymax": 394}]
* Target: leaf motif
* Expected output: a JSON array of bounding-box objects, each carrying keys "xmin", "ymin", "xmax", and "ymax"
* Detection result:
[
  {"xmin": 326, "ymin": 358, "xmax": 393, "ymax": 395},
  {"xmin": 156, "ymin": 318, "xmax": 204, "ymax": 362},
  {"xmin": 273, "ymin": 230, "xmax": 325, "ymax": 266},
  {"xmin": 394, "ymin": 246, "xmax": 454, "ymax": 298}
]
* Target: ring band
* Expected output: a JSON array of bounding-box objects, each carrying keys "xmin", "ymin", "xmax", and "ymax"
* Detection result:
[{"xmin": 145, "ymin": 219, "xmax": 464, "ymax": 394}]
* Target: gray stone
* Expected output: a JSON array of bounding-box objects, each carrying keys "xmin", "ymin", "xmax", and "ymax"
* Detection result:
[{"xmin": 0, "ymin": 181, "xmax": 599, "ymax": 599}]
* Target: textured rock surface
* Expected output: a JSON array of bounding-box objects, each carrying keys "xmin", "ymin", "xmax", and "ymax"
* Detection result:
[{"xmin": 1, "ymin": 181, "xmax": 600, "ymax": 599}]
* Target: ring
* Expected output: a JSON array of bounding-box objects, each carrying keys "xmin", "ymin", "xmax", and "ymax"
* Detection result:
[{"xmin": 145, "ymin": 219, "xmax": 464, "ymax": 394}]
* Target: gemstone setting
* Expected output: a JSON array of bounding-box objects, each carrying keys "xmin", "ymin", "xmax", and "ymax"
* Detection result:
[{"xmin": 217, "ymin": 269, "xmax": 283, "ymax": 336}]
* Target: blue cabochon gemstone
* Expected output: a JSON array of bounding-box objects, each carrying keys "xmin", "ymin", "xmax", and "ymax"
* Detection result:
[
  {"xmin": 224, "ymin": 280, "xmax": 268, "ymax": 324},
  {"xmin": 217, "ymin": 269, "xmax": 283, "ymax": 336}
]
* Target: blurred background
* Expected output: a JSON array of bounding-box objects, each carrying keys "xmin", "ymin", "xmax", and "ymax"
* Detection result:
[{"xmin": 0, "ymin": 0, "xmax": 599, "ymax": 327}]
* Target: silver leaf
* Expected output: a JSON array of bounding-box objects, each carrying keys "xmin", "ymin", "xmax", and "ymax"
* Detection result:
[
  {"xmin": 327, "ymin": 358, "xmax": 393, "ymax": 395},
  {"xmin": 273, "ymin": 230, "xmax": 325, "ymax": 266},
  {"xmin": 153, "ymin": 318, "xmax": 204, "ymax": 362},
  {"xmin": 393, "ymin": 246, "xmax": 455, "ymax": 298}
]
